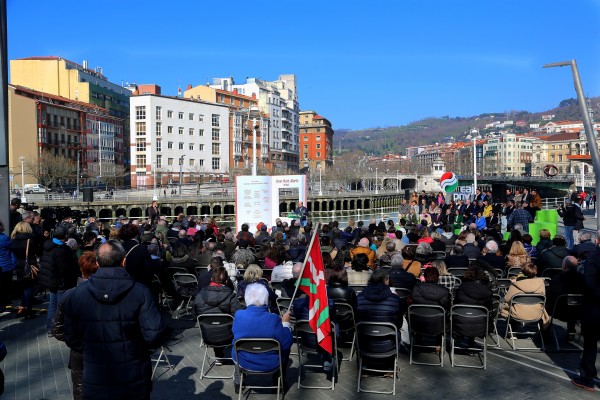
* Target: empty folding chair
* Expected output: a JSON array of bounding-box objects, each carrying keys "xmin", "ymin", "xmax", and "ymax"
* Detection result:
[
  {"xmin": 197, "ymin": 314, "xmax": 235, "ymax": 379},
  {"xmin": 450, "ymin": 304, "xmax": 489, "ymax": 369},
  {"xmin": 172, "ymin": 273, "xmax": 198, "ymax": 319},
  {"xmin": 355, "ymin": 322, "xmax": 399, "ymax": 395},
  {"xmin": 408, "ymin": 304, "xmax": 446, "ymax": 367},
  {"xmin": 295, "ymin": 320, "xmax": 337, "ymax": 390},
  {"xmin": 333, "ymin": 302, "xmax": 357, "ymax": 361},
  {"xmin": 503, "ymin": 293, "xmax": 546, "ymax": 351},
  {"xmin": 234, "ymin": 338, "xmax": 284, "ymax": 400}
]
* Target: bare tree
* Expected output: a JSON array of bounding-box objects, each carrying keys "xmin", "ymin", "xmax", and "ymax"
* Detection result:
[{"xmin": 24, "ymin": 150, "xmax": 75, "ymax": 194}]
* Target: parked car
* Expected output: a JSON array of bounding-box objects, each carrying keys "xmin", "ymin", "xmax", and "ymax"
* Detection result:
[{"xmin": 23, "ymin": 184, "xmax": 50, "ymax": 194}]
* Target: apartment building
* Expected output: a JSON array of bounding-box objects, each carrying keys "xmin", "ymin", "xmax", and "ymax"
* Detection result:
[{"xmin": 299, "ymin": 111, "xmax": 334, "ymax": 173}]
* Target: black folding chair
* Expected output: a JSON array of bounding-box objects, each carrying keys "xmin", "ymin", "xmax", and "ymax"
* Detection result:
[
  {"xmin": 355, "ymin": 322, "xmax": 399, "ymax": 395},
  {"xmin": 333, "ymin": 302, "xmax": 356, "ymax": 361},
  {"xmin": 172, "ymin": 273, "xmax": 198, "ymax": 319},
  {"xmin": 295, "ymin": 320, "xmax": 337, "ymax": 390},
  {"xmin": 450, "ymin": 305, "xmax": 489, "ymax": 369},
  {"xmin": 408, "ymin": 304, "xmax": 446, "ymax": 367},
  {"xmin": 550, "ymin": 293, "xmax": 583, "ymax": 351},
  {"xmin": 234, "ymin": 338, "xmax": 284, "ymax": 400},
  {"xmin": 197, "ymin": 314, "xmax": 235, "ymax": 379}
]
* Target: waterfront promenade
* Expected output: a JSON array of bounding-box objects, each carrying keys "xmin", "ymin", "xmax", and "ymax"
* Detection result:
[{"xmin": 0, "ymin": 209, "xmax": 598, "ymax": 399}]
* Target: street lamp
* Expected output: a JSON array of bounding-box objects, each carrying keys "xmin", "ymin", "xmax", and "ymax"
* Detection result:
[
  {"xmin": 76, "ymin": 150, "xmax": 81, "ymax": 199},
  {"xmin": 544, "ymin": 59, "xmax": 600, "ymax": 230},
  {"xmin": 152, "ymin": 160, "xmax": 158, "ymax": 201},
  {"xmin": 179, "ymin": 155, "xmax": 185, "ymax": 196},
  {"xmin": 375, "ymin": 167, "xmax": 379, "ymax": 194},
  {"xmin": 248, "ymin": 106, "xmax": 261, "ymax": 176},
  {"xmin": 470, "ymin": 131, "xmax": 482, "ymax": 198},
  {"xmin": 318, "ymin": 166, "xmax": 323, "ymax": 196},
  {"xmin": 19, "ymin": 156, "xmax": 26, "ymax": 203},
  {"xmin": 396, "ymin": 170, "xmax": 399, "ymax": 194}
]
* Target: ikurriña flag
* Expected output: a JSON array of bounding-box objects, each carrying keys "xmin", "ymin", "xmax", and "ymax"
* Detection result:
[{"xmin": 298, "ymin": 233, "xmax": 333, "ymax": 354}]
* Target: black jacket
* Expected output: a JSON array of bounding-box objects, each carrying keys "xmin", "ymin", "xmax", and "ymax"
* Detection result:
[
  {"xmin": 445, "ymin": 254, "xmax": 470, "ymax": 269},
  {"xmin": 545, "ymin": 270, "xmax": 585, "ymax": 320},
  {"xmin": 327, "ymin": 281, "xmax": 357, "ymax": 310},
  {"xmin": 38, "ymin": 239, "xmax": 78, "ymax": 291},
  {"xmin": 387, "ymin": 267, "xmax": 418, "ymax": 290},
  {"xmin": 558, "ymin": 204, "xmax": 584, "ymax": 230},
  {"xmin": 287, "ymin": 245, "xmax": 307, "ymax": 263},
  {"xmin": 194, "ymin": 284, "xmax": 243, "ymax": 316},
  {"xmin": 63, "ymin": 267, "xmax": 167, "ymax": 400},
  {"xmin": 573, "ymin": 241, "xmax": 597, "ymax": 260},
  {"xmin": 122, "ymin": 239, "xmax": 153, "ymax": 287},
  {"xmin": 10, "ymin": 232, "xmax": 37, "ymax": 281},
  {"xmin": 454, "ymin": 281, "xmax": 493, "ymax": 310},
  {"xmin": 357, "ymin": 283, "xmax": 404, "ymax": 328},
  {"xmin": 412, "ymin": 282, "xmax": 450, "ymax": 310},
  {"xmin": 538, "ymin": 246, "xmax": 570, "ymax": 274}
]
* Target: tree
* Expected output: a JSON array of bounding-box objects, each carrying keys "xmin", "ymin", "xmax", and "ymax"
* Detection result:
[
  {"xmin": 24, "ymin": 150, "xmax": 75, "ymax": 194},
  {"xmin": 559, "ymin": 98, "xmax": 578, "ymax": 108}
]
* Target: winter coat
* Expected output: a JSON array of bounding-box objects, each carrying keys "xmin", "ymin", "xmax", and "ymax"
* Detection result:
[
  {"xmin": 38, "ymin": 239, "xmax": 78, "ymax": 291},
  {"xmin": 501, "ymin": 277, "xmax": 549, "ymax": 328},
  {"xmin": 412, "ymin": 282, "xmax": 450, "ymax": 310},
  {"xmin": 63, "ymin": 267, "xmax": 167, "ymax": 400},
  {"xmin": 538, "ymin": 246, "xmax": 570, "ymax": 274},
  {"xmin": 349, "ymin": 247, "xmax": 377, "ymax": 269},
  {"xmin": 453, "ymin": 281, "xmax": 494, "ymax": 338},
  {"xmin": 122, "ymin": 239, "xmax": 153, "ymax": 287},
  {"xmin": 536, "ymin": 239, "xmax": 553, "ymax": 256},
  {"xmin": 327, "ymin": 281, "xmax": 357, "ymax": 310},
  {"xmin": 193, "ymin": 284, "xmax": 243, "ymax": 316},
  {"xmin": 287, "ymin": 245, "xmax": 307, "ymax": 263},
  {"xmin": 357, "ymin": 283, "xmax": 404, "ymax": 328},
  {"xmin": 545, "ymin": 270, "xmax": 584, "ymax": 320},
  {"xmin": 10, "ymin": 232, "xmax": 37, "ymax": 281},
  {"xmin": 558, "ymin": 204, "xmax": 584, "ymax": 230},
  {"xmin": 232, "ymin": 305, "xmax": 293, "ymax": 372},
  {"xmin": 387, "ymin": 266, "xmax": 418, "ymax": 291},
  {"xmin": 0, "ymin": 233, "xmax": 15, "ymax": 272}
]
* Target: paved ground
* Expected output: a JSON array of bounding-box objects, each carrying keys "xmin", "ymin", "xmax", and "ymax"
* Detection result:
[{"xmin": 0, "ymin": 293, "xmax": 598, "ymax": 400}]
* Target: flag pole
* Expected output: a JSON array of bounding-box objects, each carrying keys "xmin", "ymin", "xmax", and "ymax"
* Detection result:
[{"xmin": 288, "ymin": 222, "xmax": 321, "ymax": 305}]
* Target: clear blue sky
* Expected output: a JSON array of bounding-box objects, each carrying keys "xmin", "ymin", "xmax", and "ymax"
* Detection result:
[{"xmin": 7, "ymin": 0, "xmax": 600, "ymax": 130}]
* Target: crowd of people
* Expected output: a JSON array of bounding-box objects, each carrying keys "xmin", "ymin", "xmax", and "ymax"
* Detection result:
[{"xmin": 0, "ymin": 185, "xmax": 599, "ymax": 396}]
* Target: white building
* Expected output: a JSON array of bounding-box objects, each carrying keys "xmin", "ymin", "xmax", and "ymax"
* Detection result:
[
  {"xmin": 129, "ymin": 95, "xmax": 230, "ymax": 189},
  {"xmin": 210, "ymin": 75, "xmax": 300, "ymax": 173},
  {"xmin": 482, "ymin": 133, "xmax": 536, "ymax": 176}
]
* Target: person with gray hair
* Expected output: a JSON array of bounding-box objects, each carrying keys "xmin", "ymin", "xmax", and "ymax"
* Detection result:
[
  {"xmin": 232, "ymin": 283, "xmax": 293, "ymax": 393},
  {"xmin": 388, "ymin": 252, "xmax": 417, "ymax": 290},
  {"xmin": 573, "ymin": 231, "xmax": 596, "ymax": 260}
]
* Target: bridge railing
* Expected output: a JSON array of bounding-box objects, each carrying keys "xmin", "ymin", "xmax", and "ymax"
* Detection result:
[{"xmin": 542, "ymin": 197, "xmax": 568, "ymax": 210}]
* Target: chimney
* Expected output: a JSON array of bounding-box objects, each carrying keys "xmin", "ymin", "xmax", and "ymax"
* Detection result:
[{"xmin": 187, "ymin": 84, "xmax": 192, "ymax": 90}]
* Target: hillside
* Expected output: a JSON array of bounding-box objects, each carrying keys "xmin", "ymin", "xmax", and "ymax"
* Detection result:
[{"xmin": 335, "ymin": 97, "xmax": 600, "ymax": 155}]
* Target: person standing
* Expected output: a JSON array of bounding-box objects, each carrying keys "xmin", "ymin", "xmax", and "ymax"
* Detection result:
[
  {"xmin": 63, "ymin": 240, "xmax": 168, "ymax": 400},
  {"xmin": 572, "ymin": 243, "xmax": 600, "ymax": 391},
  {"xmin": 39, "ymin": 225, "xmax": 78, "ymax": 335},
  {"xmin": 0, "ymin": 220, "xmax": 15, "ymax": 312},
  {"xmin": 296, "ymin": 201, "xmax": 308, "ymax": 227},
  {"xmin": 557, "ymin": 199, "xmax": 585, "ymax": 250},
  {"xmin": 146, "ymin": 201, "xmax": 159, "ymax": 226},
  {"xmin": 507, "ymin": 202, "xmax": 533, "ymax": 233}
]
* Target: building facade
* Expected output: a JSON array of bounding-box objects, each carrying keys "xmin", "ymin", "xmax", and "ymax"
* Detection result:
[
  {"xmin": 299, "ymin": 111, "xmax": 334, "ymax": 174},
  {"xmin": 482, "ymin": 133, "xmax": 535, "ymax": 176},
  {"xmin": 129, "ymin": 95, "xmax": 230, "ymax": 189}
]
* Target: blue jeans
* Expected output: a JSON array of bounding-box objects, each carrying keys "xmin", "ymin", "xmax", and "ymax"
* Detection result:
[
  {"xmin": 47, "ymin": 290, "xmax": 63, "ymax": 333},
  {"xmin": 564, "ymin": 225, "xmax": 575, "ymax": 250}
]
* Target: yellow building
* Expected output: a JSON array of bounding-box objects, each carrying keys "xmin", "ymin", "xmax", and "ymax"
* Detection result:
[{"xmin": 7, "ymin": 85, "xmax": 38, "ymax": 187}]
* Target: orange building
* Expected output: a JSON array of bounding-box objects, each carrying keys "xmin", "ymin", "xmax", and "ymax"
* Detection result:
[{"xmin": 299, "ymin": 111, "xmax": 334, "ymax": 174}]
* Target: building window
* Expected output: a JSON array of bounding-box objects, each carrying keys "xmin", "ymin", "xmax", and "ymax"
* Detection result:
[
  {"xmin": 304, "ymin": 153, "xmax": 308, "ymax": 158},
  {"xmin": 189, "ymin": 159, "xmax": 195, "ymax": 166},
  {"xmin": 168, "ymin": 158, "xmax": 173, "ymax": 165},
  {"xmin": 136, "ymin": 122, "xmax": 146, "ymax": 136},
  {"xmin": 316, "ymin": 152, "xmax": 321, "ymax": 157},
  {"xmin": 156, "ymin": 139, "xmax": 161, "ymax": 152},
  {"xmin": 178, "ymin": 112, "xmax": 184, "ymax": 120},
  {"xmin": 304, "ymin": 137, "xmax": 308, "ymax": 141},
  {"xmin": 212, "ymin": 129, "xmax": 219, "ymax": 141},
  {"xmin": 316, "ymin": 144, "xmax": 321, "ymax": 149},
  {"xmin": 189, "ymin": 128, "xmax": 194, "ymax": 136},
  {"xmin": 135, "ymin": 106, "xmax": 146, "ymax": 120},
  {"xmin": 156, "ymin": 155, "xmax": 162, "ymax": 168},
  {"xmin": 136, "ymin": 138, "xmax": 145, "ymax": 152},
  {"xmin": 316, "ymin": 135, "xmax": 321, "ymax": 140},
  {"xmin": 167, "ymin": 141, "xmax": 173, "ymax": 149},
  {"xmin": 559, "ymin": 154, "xmax": 563, "ymax": 162},
  {"xmin": 198, "ymin": 114, "xmax": 204, "ymax": 122},
  {"xmin": 199, "ymin": 144, "xmax": 204, "ymax": 151},
  {"xmin": 212, "ymin": 158, "xmax": 220, "ymax": 170},
  {"xmin": 198, "ymin": 159, "xmax": 204, "ymax": 166},
  {"xmin": 156, "ymin": 122, "xmax": 162, "ymax": 136},
  {"xmin": 199, "ymin": 129, "xmax": 204, "ymax": 137},
  {"xmin": 189, "ymin": 113, "xmax": 194, "ymax": 120},
  {"xmin": 212, "ymin": 143, "xmax": 220, "ymax": 155},
  {"xmin": 179, "ymin": 127, "xmax": 184, "ymax": 135},
  {"xmin": 179, "ymin": 142, "xmax": 184, "ymax": 150},
  {"xmin": 212, "ymin": 114, "xmax": 220, "ymax": 127},
  {"xmin": 156, "ymin": 106, "xmax": 162, "ymax": 120},
  {"xmin": 136, "ymin": 154, "xmax": 146, "ymax": 168},
  {"xmin": 304, "ymin": 145, "xmax": 308, "ymax": 149},
  {"xmin": 167, "ymin": 126, "xmax": 173, "ymax": 134},
  {"xmin": 167, "ymin": 110, "xmax": 173, "ymax": 118},
  {"xmin": 189, "ymin": 143, "xmax": 194, "ymax": 151}
]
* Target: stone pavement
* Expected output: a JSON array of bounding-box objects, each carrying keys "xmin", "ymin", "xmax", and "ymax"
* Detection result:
[{"xmin": 0, "ymin": 301, "xmax": 598, "ymax": 400}]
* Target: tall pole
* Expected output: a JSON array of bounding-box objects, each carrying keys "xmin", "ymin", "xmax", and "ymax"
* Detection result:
[
  {"xmin": 581, "ymin": 162, "xmax": 585, "ymax": 192},
  {"xmin": 375, "ymin": 167, "xmax": 379, "ymax": 194},
  {"xmin": 252, "ymin": 117, "xmax": 257, "ymax": 176},
  {"xmin": 20, "ymin": 156, "xmax": 25, "ymax": 203},
  {"xmin": 396, "ymin": 170, "xmax": 399, "ymax": 193},
  {"xmin": 76, "ymin": 151, "xmax": 80, "ymax": 198},
  {"xmin": 473, "ymin": 137, "xmax": 477, "ymax": 199},
  {"xmin": 318, "ymin": 167, "xmax": 322, "ymax": 196},
  {"xmin": 179, "ymin": 155, "xmax": 185, "ymax": 196},
  {"xmin": 98, "ymin": 118, "xmax": 102, "ymax": 186},
  {"xmin": 0, "ymin": 0, "xmax": 9, "ymax": 227},
  {"xmin": 152, "ymin": 161, "xmax": 157, "ymax": 201},
  {"xmin": 544, "ymin": 59, "xmax": 600, "ymax": 230}
]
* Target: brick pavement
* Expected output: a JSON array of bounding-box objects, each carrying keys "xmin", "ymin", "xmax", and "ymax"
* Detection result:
[{"xmin": 0, "ymin": 303, "xmax": 598, "ymax": 400}]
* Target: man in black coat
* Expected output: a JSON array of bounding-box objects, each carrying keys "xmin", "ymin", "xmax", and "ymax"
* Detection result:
[
  {"xmin": 118, "ymin": 224, "xmax": 153, "ymax": 288},
  {"xmin": 39, "ymin": 225, "xmax": 78, "ymax": 335},
  {"xmin": 63, "ymin": 240, "xmax": 168, "ymax": 400},
  {"xmin": 572, "ymin": 246, "xmax": 600, "ymax": 391},
  {"xmin": 572, "ymin": 232, "xmax": 596, "ymax": 261},
  {"xmin": 387, "ymin": 253, "xmax": 418, "ymax": 290}
]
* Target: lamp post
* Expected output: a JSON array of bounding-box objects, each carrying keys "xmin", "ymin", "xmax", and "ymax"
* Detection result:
[
  {"xmin": 375, "ymin": 167, "xmax": 379, "ymax": 194},
  {"xmin": 471, "ymin": 132, "xmax": 482, "ymax": 199},
  {"xmin": 76, "ymin": 150, "xmax": 81, "ymax": 199},
  {"xmin": 396, "ymin": 170, "xmax": 399, "ymax": 193},
  {"xmin": 248, "ymin": 106, "xmax": 260, "ymax": 176},
  {"xmin": 544, "ymin": 59, "xmax": 600, "ymax": 230},
  {"xmin": 318, "ymin": 166, "xmax": 323, "ymax": 196},
  {"xmin": 179, "ymin": 155, "xmax": 185, "ymax": 196},
  {"xmin": 19, "ymin": 156, "xmax": 26, "ymax": 203},
  {"xmin": 152, "ymin": 161, "xmax": 158, "ymax": 201}
]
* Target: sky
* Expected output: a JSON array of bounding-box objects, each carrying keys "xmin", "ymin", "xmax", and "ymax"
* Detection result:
[{"xmin": 7, "ymin": 0, "xmax": 600, "ymax": 130}]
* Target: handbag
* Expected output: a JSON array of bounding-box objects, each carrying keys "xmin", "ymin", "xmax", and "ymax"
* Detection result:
[{"xmin": 23, "ymin": 239, "xmax": 39, "ymax": 279}]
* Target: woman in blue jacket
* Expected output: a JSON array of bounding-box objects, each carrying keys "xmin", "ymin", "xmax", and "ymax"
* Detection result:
[{"xmin": 0, "ymin": 220, "xmax": 15, "ymax": 310}]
